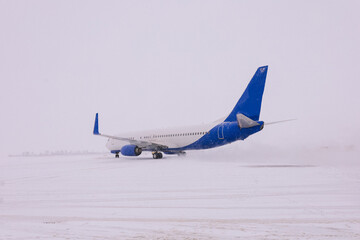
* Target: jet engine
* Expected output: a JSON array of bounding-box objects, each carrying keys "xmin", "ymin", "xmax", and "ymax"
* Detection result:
[{"xmin": 120, "ymin": 145, "xmax": 142, "ymax": 156}]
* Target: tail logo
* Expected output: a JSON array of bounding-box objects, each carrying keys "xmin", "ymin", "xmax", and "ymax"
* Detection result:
[{"xmin": 260, "ymin": 67, "xmax": 266, "ymax": 73}]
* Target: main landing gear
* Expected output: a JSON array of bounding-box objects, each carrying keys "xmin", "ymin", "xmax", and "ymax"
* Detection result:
[
  {"xmin": 152, "ymin": 152, "xmax": 163, "ymax": 159},
  {"xmin": 115, "ymin": 152, "xmax": 119, "ymax": 158}
]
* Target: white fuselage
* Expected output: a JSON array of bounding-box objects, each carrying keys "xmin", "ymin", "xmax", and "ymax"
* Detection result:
[{"xmin": 106, "ymin": 121, "xmax": 221, "ymax": 151}]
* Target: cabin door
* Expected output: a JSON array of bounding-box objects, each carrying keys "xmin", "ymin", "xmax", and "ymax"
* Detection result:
[{"xmin": 218, "ymin": 125, "xmax": 224, "ymax": 139}]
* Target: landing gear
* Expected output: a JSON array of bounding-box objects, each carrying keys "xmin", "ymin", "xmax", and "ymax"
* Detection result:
[
  {"xmin": 152, "ymin": 152, "xmax": 163, "ymax": 159},
  {"xmin": 115, "ymin": 152, "xmax": 119, "ymax": 158}
]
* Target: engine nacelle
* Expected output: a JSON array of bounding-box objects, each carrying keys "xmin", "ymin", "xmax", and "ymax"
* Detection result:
[{"xmin": 120, "ymin": 145, "xmax": 142, "ymax": 156}]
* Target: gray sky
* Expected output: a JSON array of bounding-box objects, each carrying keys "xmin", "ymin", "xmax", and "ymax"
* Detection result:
[{"xmin": 1, "ymin": 0, "xmax": 359, "ymax": 156}]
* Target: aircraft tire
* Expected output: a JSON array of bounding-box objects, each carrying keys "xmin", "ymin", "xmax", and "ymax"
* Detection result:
[{"xmin": 153, "ymin": 152, "xmax": 163, "ymax": 159}]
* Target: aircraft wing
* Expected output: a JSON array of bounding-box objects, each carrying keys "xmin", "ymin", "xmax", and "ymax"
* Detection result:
[
  {"xmin": 99, "ymin": 133, "xmax": 168, "ymax": 151},
  {"xmin": 93, "ymin": 113, "xmax": 168, "ymax": 151}
]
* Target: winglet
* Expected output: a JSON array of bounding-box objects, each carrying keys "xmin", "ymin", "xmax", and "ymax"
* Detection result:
[{"xmin": 93, "ymin": 113, "xmax": 100, "ymax": 135}]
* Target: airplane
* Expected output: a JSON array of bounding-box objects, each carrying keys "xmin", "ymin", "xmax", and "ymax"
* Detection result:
[{"xmin": 93, "ymin": 65, "xmax": 279, "ymax": 159}]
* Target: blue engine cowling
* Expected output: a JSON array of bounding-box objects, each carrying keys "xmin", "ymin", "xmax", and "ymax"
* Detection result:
[{"xmin": 121, "ymin": 145, "xmax": 142, "ymax": 156}]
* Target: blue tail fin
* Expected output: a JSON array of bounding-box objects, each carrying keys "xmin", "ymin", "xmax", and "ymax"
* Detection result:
[{"xmin": 224, "ymin": 66, "xmax": 268, "ymax": 122}]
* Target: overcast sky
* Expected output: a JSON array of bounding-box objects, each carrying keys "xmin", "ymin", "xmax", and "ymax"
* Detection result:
[{"xmin": 1, "ymin": 0, "xmax": 359, "ymax": 156}]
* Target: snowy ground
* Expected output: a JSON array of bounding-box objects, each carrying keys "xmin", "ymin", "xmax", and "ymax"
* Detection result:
[{"xmin": 1, "ymin": 145, "xmax": 359, "ymax": 239}]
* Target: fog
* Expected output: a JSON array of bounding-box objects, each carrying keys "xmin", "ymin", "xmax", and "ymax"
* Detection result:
[{"xmin": 1, "ymin": 0, "xmax": 359, "ymax": 156}]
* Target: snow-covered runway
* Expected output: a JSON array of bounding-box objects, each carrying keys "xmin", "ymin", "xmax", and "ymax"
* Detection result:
[{"xmin": 1, "ymin": 146, "xmax": 359, "ymax": 239}]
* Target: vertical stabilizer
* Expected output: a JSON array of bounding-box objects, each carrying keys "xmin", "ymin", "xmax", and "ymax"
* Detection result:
[{"xmin": 224, "ymin": 66, "xmax": 268, "ymax": 122}]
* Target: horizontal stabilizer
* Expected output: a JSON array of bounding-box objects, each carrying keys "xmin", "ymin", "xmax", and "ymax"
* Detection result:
[{"xmin": 237, "ymin": 113, "xmax": 260, "ymax": 128}]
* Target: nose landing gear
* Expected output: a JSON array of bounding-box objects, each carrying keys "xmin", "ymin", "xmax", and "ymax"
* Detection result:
[{"xmin": 152, "ymin": 152, "xmax": 163, "ymax": 159}]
